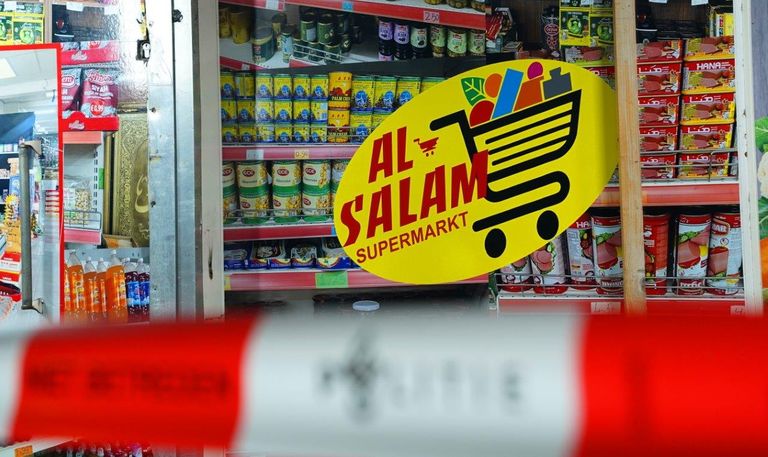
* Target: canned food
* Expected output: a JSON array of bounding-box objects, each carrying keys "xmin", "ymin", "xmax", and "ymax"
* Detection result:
[
  {"xmin": 293, "ymin": 74, "xmax": 311, "ymax": 99},
  {"xmin": 273, "ymin": 99, "xmax": 292, "ymax": 123},
  {"xmin": 302, "ymin": 160, "xmax": 331, "ymax": 188},
  {"xmin": 335, "ymin": 12, "xmax": 350, "ymax": 34},
  {"xmin": 293, "ymin": 122, "xmax": 310, "ymax": 143},
  {"xmin": 530, "ymin": 235, "xmax": 568, "ymax": 294},
  {"xmin": 469, "ymin": 29, "xmax": 485, "ymax": 56},
  {"xmin": 281, "ymin": 29, "xmax": 294, "ymax": 63},
  {"xmin": 221, "ymin": 70, "xmax": 236, "ymax": 99},
  {"xmin": 643, "ymin": 211, "xmax": 671, "ymax": 295},
  {"xmin": 239, "ymin": 123, "xmax": 257, "ymax": 144},
  {"xmin": 707, "ymin": 209, "xmax": 742, "ymax": 295},
  {"xmin": 221, "ymin": 100, "xmax": 238, "ymax": 123},
  {"xmin": 234, "ymin": 71, "xmax": 255, "ymax": 99},
  {"xmin": 237, "ymin": 161, "xmax": 268, "ymax": 188},
  {"xmin": 420, "ymin": 77, "xmax": 444, "ymax": 93},
  {"xmin": 255, "ymin": 74, "xmax": 273, "ymax": 98},
  {"xmin": 396, "ymin": 76, "xmax": 421, "ymax": 108},
  {"xmin": 310, "ymin": 124, "xmax": 327, "ymax": 143},
  {"xmin": 331, "ymin": 159, "xmax": 349, "ymax": 185},
  {"xmin": 252, "ymin": 26, "xmax": 276, "ymax": 63},
  {"xmin": 430, "ymin": 25, "xmax": 447, "ymax": 57},
  {"xmin": 394, "ymin": 21, "xmax": 410, "ymax": 45},
  {"xmin": 498, "ymin": 258, "xmax": 532, "ymax": 292},
  {"xmin": 222, "ymin": 123, "xmax": 239, "ymax": 144},
  {"xmin": 675, "ymin": 211, "xmax": 712, "ymax": 295},
  {"xmin": 239, "ymin": 188, "xmax": 270, "ymax": 225},
  {"xmin": 351, "ymin": 76, "xmax": 375, "ymax": 111},
  {"xmin": 324, "ymin": 40, "xmax": 342, "ymax": 64},
  {"xmin": 318, "ymin": 13, "xmax": 336, "ymax": 45},
  {"xmin": 410, "ymin": 24, "xmax": 428, "ymax": 50},
  {"xmin": 273, "ymin": 74, "xmax": 292, "ymax": 99},
  {"xmin": 272, "ymin": 160, "xmax": 302, "ymax": 187},
  {"xmin": 302, "ymin": 187, "xmax": 332, "ymax": 220},
  {"xmin": 327, "ymin": 109, "xmax": 350, "ymax": 143},
  {"xmin": 223, "ymin": 187, "xmax": 238, "ymax": 221},
  {"xmin": 378, "ymin": 19, "xmax": 394, "ymax": 41},
  {"xmin": 229, "ymin": 9, "xmax": 251, "ymax": 44},
  {"xmin": 592, "ymin": 211, "xmax": 623, "ymax": 295},
  {"xmin": 371, "ymin": 110, "xmax": 390, "ymax": 131},
  {"xmin": 293, "ymin": 39, "xmax": 306, "ymax": 60},
  {"xmin": 340, "ymin": 32, "xmax": 352, "ymax": 53},
  {"xmin": 237, "ymin": 99, "xmax": 256, "ymax": 123},
  {"xmin": 447, "ymin": 28, "xmax": 467, "ymax": 57},
  {"xmin": 272, "ymin": 13, "xmax": 286, "ymax": 44},
  {"xmin": 374, "ymin": 76, "xmax": 397, "ymax": 111},
  {"xmin": 311, "ymin": 100, "xmax": 328, "ymax": 122},
  {"xmin": 448, "ymin": 0, "xmax": 467, "ymax": 8},
  {"xmin": 255, "ymin": 98, "xmax": 274, "ymax": 122},
  {"xmin": 566, "ymin": 213, "xmax": 596, "ymax": 289},
  {"xmin": 472, "ymin": 0, "xmax": 484, "ymax": 12},
  {"xmin": 308, "ymin": 41, "xmax": 324, "ymax": 63},
  {"xmin": 310, "ymin": 74, "xmax": 329, "ymax": 99},
  {"xmin": 272, "ymin": 185, "xmax": 302, "ymax": 221},
  {"xmin": 293, "ymin": 99, "xmax": 311, "ymax": 122},
  {"xmin": 219, "ymin": 7, "xmax": 232, "ymax": 39},
  {"xmin": 258, "ymin": 123, "xmax": 275, "ymax": 143},
  {"xmin": 328, "ymin": 71, "xmax": 353, "ymax": 109},
  {"xmin": 275, "ymin": 123, "xmax": 293, "ymax": 144},
  {"xmin": 350, "ymin": 111, "xmax": 372, "ymax": 144},
  {"xmin": 222, "ymin": 162, "xmax": 236, "ymax": 188},
  {"xmin": 300, "ymin": 13, "xmax": 317, "ymax": 42}
]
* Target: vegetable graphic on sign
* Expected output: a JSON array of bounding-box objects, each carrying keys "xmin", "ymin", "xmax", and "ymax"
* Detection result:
[{"xmin": 333, "ymin": 60, "xmax": 618, "ymax": 284}]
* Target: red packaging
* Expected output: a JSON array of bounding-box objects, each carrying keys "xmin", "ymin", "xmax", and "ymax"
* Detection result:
[
  {"xmin": 637, "ymin": 62, "xmax": 682, "ymax": 96},
  {"xmin": 675, "ymin": 211, "xmax": 712, "ymax": 295},
  {"xmin": 585, "ymin": 65, "xmax": 615, "ymax": 89},
  {"xmin": 640, "ymin": 151, "xmax": 677, "ymax": 180},
  {"xmin": 678, "ymin": 150, "xmax": 730, "ymax": 179},
  {"xmin": 80, "ymin": 68, "xmax": 119, "ymax": 118},
  {"xmin": 680, "ymin": 123, "xmax": 734, "ymax": 150},
  {"xmin": 643, "ymin": 212, "xmax": 671, "ymax": 295},
  {"xmin": 498, "ymin": 258, "xmax": 532, "ymax": 293},
  {"xmin": 60, "ymin": 68, "xmax": 82, "ymax": 117},
  {"xmin": 680, "ymin": 92, "xmax": 735, "ymax": 125},
  {"xmin": 591, "ymin": 212, "xmax": 623, "ymax": 295},
  {"xmin": 707, "ymin": 210, "xmax": 743, "ymax": 295},
  {"xmin": 636, "ymin": 39, "xmax": 683, "ymax": 63},
  {"xmin": 682, "ymin": 59, "xmax": 736, "ymax": 94},
  {"xmin": 639, "ymin": 125, "xmax": 678, "ymax": 152},
  {"xmin": 566, "ymin": 213, "xmax": 596, "ymax": 290},
  {"xmin": 638, "ymin": 95, "xmax": 680, "ymax": 126},
  {"xmin": 530, "ymin": 235, "xmax": 568, "ymax": 295},
  {"xmin": 684, "ymin": 36, "xmax": 735, "ymax": 61}
]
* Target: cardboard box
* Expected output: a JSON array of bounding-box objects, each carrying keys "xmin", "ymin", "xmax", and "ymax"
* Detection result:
[
  {"xmin": 12, "ymin": 13, "xmax": 43, "ymax": 45},
  {"xmin": 682, "ymin": 59, "xmax": 736, "ymax": 94},
  {"xmin": 585, "ymin": 65, "xmax": 615, "ymax": 89},
  {"xmin": 684, "ymin": 36, "xmax": 735, "ymax": 61},
  {"xmin": 680, "ymin": 124, "xmax": 734, "ymax": 150},
  {"xmin": 637, "ymin": 62, "xmax": 682, "ymax": 96},
  {"xmin": 640, "ymin": 126, "xmax": 678, "ymax": 152},
  {"xmin": 636, "ymin": 40, "xmax": 683, "ymax": 63},
  {"xmin": 681, "ymin": 92, "xmax": 735, "ymax": 125},
  {"xmin": 563, "ymin": 45, "xmax": 614, "ymax": 66},
  {"xmin": 638, "ymin": 95, "xmax": 680, "ymax": 126},
  {"xmin": 560, "ymin": 8, "xmax": 591, "ymax": 46},
  {"xmin": 640, "ymin": 152, "xmax": 677, "ymax": 180},
  {"xmin": 678, "ymin": 150, "xmax": 730, "ymax": 179}
]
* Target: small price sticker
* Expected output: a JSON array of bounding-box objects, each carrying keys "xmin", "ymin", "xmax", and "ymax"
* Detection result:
[
  {"xmin": 265, "ymin": 0, "xmax": 281, "ymax": 10},
  {"xmin": 423, "ymin": 10, "xmax": 440, "ymax": 24},
  {"xmin": 341, "ymin": 1, "xmax": 354, "ymax": 12},
  {"xmin": 294, "ymin": 148, "xmax": 310, "ymax": 159},
  {"xmin": 242, "ymin": 63, "xmax": 252, "ymax": 71},
  {"xmin": 3, "ymin": 1, "xmax": 17, "ymax": 11},
  {"xmin": 246, "ymin": 149, "xmax": 264, "ymax": 160},
  {"xmin": 66, "ymin": 1, "xmax": 85, "ymax": 11},
  {"xmin": 730, "ymin": 305, "xmax": 746, "ymax": 316},
  {"xmin": 15, "ymin": 445, "xmax": 33, "ymax": 457},
  {"xmin": 316, "ymin": 271, "xmax": 349, "ymax": 289},
  {"xmin": 591, "ymin": 301, "xmax": 622, "ymax": 314},
  {"xmin": 224, "ymin": 275, "xmax": 232, "ymax": 291},
  {"xmin": 691, "ymin": 0, "xmax": 708, "ymax": 4}
]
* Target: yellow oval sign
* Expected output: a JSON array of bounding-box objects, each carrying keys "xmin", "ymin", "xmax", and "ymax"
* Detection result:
[{"xmin": 334, "ymin": 60, "xmax": 618, "ymax": 284}]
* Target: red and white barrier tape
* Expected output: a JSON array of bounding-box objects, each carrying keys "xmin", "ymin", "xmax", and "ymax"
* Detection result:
[{"xmin": 2, "ymin": 314, "xmax": 768, "ymax": 457}]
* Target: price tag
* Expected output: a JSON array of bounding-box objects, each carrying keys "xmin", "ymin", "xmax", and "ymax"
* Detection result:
[
  {"xmin": 649, "ymin": 0, "xmax": 668, "ymax": 3},
  {"xmin": 104, "ymin": 5, "xmax": 119, "ymax": 15},
  {"xmin": 691, "ymin": 0, "xmax": 708, "ymax": 4},
  {"xmin": 294, "ymin": 148, "xmax": 310, "ymax": 159},
  {"xmin": 591, "ymin": 301, "xmax": 621, "ymax": 314},
  {"xmin": 423, "ymin": 10, "xmax": 440, "ymax": 24},
  {"xmin": 730, "ymin": 305, "xmax": 746, "ymax": 316},
  {"xmin": 246, "ymin": 149, "xmax": 264, "ymax": 160},
  {"xmin": 315, "ymin": 271, "xmax": 349, "ymax": 289},
  {"xmin": 242, "ymin": 63, "xmax": 251, "ymax": 71},
  {"xmin": 14, "ymin": 446, "xmax": 33, "ymax": 457},
  {"xmin": 224, "ymin": 275, "xmax": 232, "ymax": 291},
  {"xmin": 66, "ymin": 1, "xmax": 85, "ymax": 12},
  {"xmin": 341, "ymin": 1, "xmax": 354, "ymax": 12},
  {"xmin": 3, "ymin": 1, "xmax": 17, "ymax": 11},
  {"xmin": 265, "ymin": 0, "xmax": 280, "ymax": 10}
]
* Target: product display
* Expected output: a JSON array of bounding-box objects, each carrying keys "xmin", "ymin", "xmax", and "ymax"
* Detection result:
[{"xmin": 225, "ymin": 237, "xmax": 353, "ymax": 271}]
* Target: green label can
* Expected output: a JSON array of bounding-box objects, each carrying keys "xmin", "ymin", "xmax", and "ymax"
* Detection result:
[
  {"xmin": 255, "ymin": 74, "xmax": 273, "ymax": 98},
  {"xmin": 300, "ymin": 13, "xmax": 317, "ymax": 42},
  {"xmin": 351, "ymin": 75, "xmax": 375, "ymax": 111},
  {"xmin": 293, "ymin": 99, "xmax": 311, "ymax": 122},
  {"xmin": 239, "ymin": 186, "xmax": 270, "ymax": 224},
  {"xmin": 293, "ymin": 73, "xmax": 311, "ymax": 99},
  {"xmin": 252, "ymin": 26, "xmax": 275, "ymax": 63},
  {"xmin": 469, "ymin": 29, "xmax": 485, "ymax": 56},
  {"xmin": 310, "ymin": 74, "xmax": 329, "ymax": 100},
  {"xmin": 273, "ymin": 99, "xmax": 292, "ymax": 123},
  {"xmin": 372, "ymin": 110, "xmax": 390, "ymax": 131},
  {"xmin": 237, "ymin": 161, "xmax": 268, "ymax": 188},
  {"xmin": 302, "ymin": 186, "xmax": 332, "ymax": 219},
  {"xmin": 222, "ymin": 161, "xmax": 236, "ymax": 188},
  {"xmin": 302, "ymin": 160, "xmax": 331, "ymax": 188},
  {"xmin": 272, "ymin": 161, "xmax": 302, "ymax": 187},
  {"xmin": 272, "ymin": 184, "xmax": 302, "ymax": 220},
  {"xmin": 420, "ymin": 76, "xmax": 445, "ymax": 93},
  {"xmin": 310, "ymin": 124, "xmax": 327, "ymax": 143},
  {"xmin": 318, "ymin": 13, "xmax": 336, "ymax": 45},
  {"xmin": 273, "ymin": 73, "xmax": 293, "ymax": 99},
  {"xmin": 447, "ymin": 28, "xmax": 467, "ymax": 57},
  {"xmin": 255, "ymin": 98, "xmax": 274, "ymax": 122}
]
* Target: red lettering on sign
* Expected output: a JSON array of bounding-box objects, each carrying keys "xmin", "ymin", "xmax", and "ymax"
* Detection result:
[
  {"xmin": 367, "ymin": 184, "xmax": 393, "ymax": 238},
  {"xmin": 420, "ymin": 166, "xmax": 447, "ymax": 219},
  {"xmin": 451, "ymin": 150, "xmax": 488, "ymax": 208}
]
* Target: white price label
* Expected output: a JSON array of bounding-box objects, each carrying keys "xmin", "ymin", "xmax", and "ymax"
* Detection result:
[
  {"xmin": 104, "ymin": 5, "xmax": 119, "ymax": 15},
  {"xmin": 265, "ymin": 0, "xmax": 280, "ymax": 10},
  {"xmin": 692, "ymin": 0, "xmax": 709, "ymax": 4},
  {"xmin": 591, "ymin": 301, "xmax": 622, "ymax": 314},
  {"xmin": 242, "ymin": 63, "xmax": 251, "ymax": 70},
  {"xmin": 423, "ymin": 10, "xmax": 440, "ymax": 24},
  {"xmin": 66, "ymin": 1, "xmax": 85, "ymax": 12},
  {"xmin": 3, "ymin": 1, "xmax": 16, "ymax": 11},
  {"xmin": 730, "ymin": 305, "xmax": 746, "ymax": 316},
  {"xmin": 246, "ymin": 149, "xmax": 265, "ymax": 160},
  {"xmin": 649, "ymin": 0, "xmax": 668, "ymax": 3}
]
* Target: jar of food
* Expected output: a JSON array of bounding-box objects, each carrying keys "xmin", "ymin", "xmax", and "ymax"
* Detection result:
[
  {"xmin": 394, "ymin": 21, "xmax": 410, "ymax": 45},
  {"xmin": 252, "ymin": 26, "xmax": 275, "ymax": 63},
  {"xmin": 378, "ymin": 18, "xmax": 394, "ymax": 41},
  {"xmin": 447, "ymin": 0, "xmax": 468, "ymax": 8},
  {"xmin": 410, "ymin": 24, "xmax": 428, "ymax": 50},
  {"xmin": 300, "ymin": 12, "xmax": 317, "ymax": 42},
  {"xmin": 471, "ymin": 0, "xmax": 484, "ymax": 12},
  {"xmin": 447, "ymin": 28, "xmax": 467, "ymax": 57},
  {"xmin": 318, "ymin": 13, "xmax": 336, "ymax": 45},
  {"xmin": 469, "ymin": 28, "xmax": 485, "ymax": 56},
  {"xmin": 430, "ymin": 25, "xmax": 447, "ymax": 57}
]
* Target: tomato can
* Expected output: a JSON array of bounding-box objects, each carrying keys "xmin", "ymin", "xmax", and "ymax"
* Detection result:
[
  {"xmin": 235, "ymin": 71, "xmax": 255, "ymax": 99},
  {"xmin": 221, "ymin": 70, "xmax": 236, "ymax": 99},
  {"xmin": 310, "ymin": 74, "xmax": 329, "ymax": 100},
  {"xmin": 273, "ymin": 99, "xmax": 292, "ymax": 123},
  {"xmin": 292, "ymin": 122, "xmax": 310, "ymax": 143},
  {"xmin": 272, "ymin": 160, "xmax": 301, "ymax": 187},
  {"xmin": 293, "ymin": 73, "xmax": 311, "ymax": 99},
  {"xmin": 273, "ymin": 73, "xmax": 293, "ymax": 99},
  {"xmin": 373, "ymin": 76, "xmax": 397, "ymax": 111},
  {"xmin": 674, "ymin": 210, "xmax": 712, "ymax": 295},
  {"xmin": 275, "ymin": 123, "xmax": 293, "ymax": 144},
  {"xmin": 293, "ymin": 99, "xmax": 311, "ymax": 122},
  {"xmin": 592, "ymin": 211, "xmax": 623, "ymax": 295},
  {"xmin": 566, "ymin": 213, "xmax": 596, "ymax": 289},
  {"xmin": 328, "ymin": 71, "xmax": 352, "ymax": 109},
  {"xmin": 351, "ymin": 75, "xmax": 375, "ymax": 112},
  {"xmin": 310, "ymin": 124, "xmax": 327, "ymax": 143},
  {"xmin": 530, "ymin": 235, "xmax": 567, "ymax": 294},
  {"xmin": 498, "ymin": 258, "xmax": 532, "ymax": 292},
  {"xmin": 707, "ymin": 209, "xmax": 742, "ymax": 295},
  {"xmin": 643, "ymin": 211, "xmax": 671, "ymax": 295},
  {"xmin": 255, "ymin": 98, "xmax": 274, "ymax": 122},
  {"xmin": 255, "ymin": 74, "xmax": 273, "ymax": 98}
]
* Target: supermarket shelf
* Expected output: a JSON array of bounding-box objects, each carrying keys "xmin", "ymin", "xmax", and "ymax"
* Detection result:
[
  {"xmin": 224, "ymin": 222, "xmax": 334, "ymax": 241},
  {"xmin": 225, "ymin": 269, "xmax": 488, "ymax": 291},
  {"xmin": 222, "ymin": 144, "xmax": 358, "ymax": 160},
  {"xmin": 220, "ymin": 37, "xmax": 378, "ymax": 71},
  {"xmin": 497, "ymin": 291, "xmax": 745, "ymax": 316},
  {"xmin": 0, "ymin": 439, "xmax": 72, "ymax": 457},
  {"xmin": 64, "ymin": 227, "xmax": 102, "ymax": 245},
  {"xmin": 593, "ymin": 180, "xmax": 740, "ymax": 207}
]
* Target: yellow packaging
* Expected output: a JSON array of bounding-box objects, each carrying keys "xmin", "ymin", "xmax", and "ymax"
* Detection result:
[
  {"xmin": 310, "ymin": 124, "xmax": 327, "ymax": 143},
  {"xmin": 310, "ymin": 74, "xmax": 329, "ymax": 99},
  {"xmin": 237, "ymin": 161, "xmax": 268, "ymax": 188},
  {"xmin": 293, "ymin": 74, "xmax": 311, "ymax": 99},
  {"xmin": 349, "ymin": 111, "xmax": 373, "ymax": 143},
  {"xmin": 420, "ymin": 77, "xmax": 444, "ymax": 93},
  {"xmin": 293, "ymin": 99, "xmax": 311, "ymax": 122},
  {"xmin": 235, "ymin": 71, "xmax": 255, "ymax": 99},
  {"xmin": 302, "ymin": 160, "xmax": 331, "ymax": 188},
  {"xmin": 274, "ymin": 99, "xmax": 293, "ymax": 122},
  {"xmin": 255, "ymin": 99, "xmax": 274, "ymax": 122},
  {"xmin": 239, "ymin": 123, "xmax": 257, "ymax": 144},
  {"xmin": 275, "ymin": 123, "xmax": 293, "ymax": 143},
  {"xmin": 222, "ymin": 124, "xmax": 239, "ymax": 144},
  {"xmin": 273, "ymin": 73, "xmax": 293, "ymax": 99},
  {"xmin": 237, "ymin": 99, "xmax": 256, "ymax": 123},
  {"xmin": 258, "ymin": 123, "xmax": 275, "ymax": 143},
  {"xmin": 373, "ymin": 76, "xmax": 397, "ymax": 111},
  {"xmin": 255, "ymin": 74, "xmax": 273, "ymax": 98},
  {"xmin": 239, "ymin": 193, "xmax": 270, "ymax": 220},
  {"xmin": 272, "ymin": 190, "xmax": 302, "ymax": 218},
  {"xmin": 395, "ymin": 77, "xmax": 421, "ymax": 108},
  {"xmin": 220, "ymin": 70, "xmax": 236, "ymax": 99},
  {"xmin": 328, "ymin": 71, "xmax": 353, "ymax": 109},
  {"xmin": 311, "ymin": 100, "xmax": 328, "ymax": 122},
  {"xmin": 293, "ymin": 123, "xmax": 310, "ymax": 143},
  {"xmin": 371, "ymin": 110, "xmax": 390, "ymax": 131},
  {"xmin": 272, "ymin": 161, "xmax": 302, "ymax": 187},
  {"xmin": 221, "ymin": 100, "xmax": 238, "ymax": 123},
  {"xmin": 351, "ymin": 76, "xmax": 375, "ymax": 111}
]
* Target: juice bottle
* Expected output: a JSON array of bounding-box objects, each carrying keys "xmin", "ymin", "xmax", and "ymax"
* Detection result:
[
  {"xmin": 83, "ymin": 257, "xmax": 103, "ymax": 322},
  {"xmin": 105, "ymin": 250, "xmax": 128, "ymax": 323},
  {"xmin": 137, "ymin": 258, "xmax": 150, "ymax": 321},
  {"xmin": 67, "ymin": 251, "xmax": 87, "ymax": 321},
  {"xmin": 125, "ymin": 259, "xmax": 140, "ymax": 323},
  {"xmin": 96, "ymin": 258, "xmax": 108, "ymax": 317},
  {"xmin": 62, "ymin": 265, "xmax": 72, "ymax": 321}
]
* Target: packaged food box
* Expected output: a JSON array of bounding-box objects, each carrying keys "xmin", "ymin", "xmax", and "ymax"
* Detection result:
[
  {"xmin": 681, "ymin": 92, "xmax": 735, "ymax": 125},
  {"xmin": 637, "ymin": 62, "xmax": 681, "ymax": 96},
  {"xmin": 636, "ymin": 39, "xmax": 683, "ymax": 63},
  {"xmin": 640, "ymin": 152, "xmax": 677, "ymax": 180},
  {"xmin": 682, "ymin": 59, "xmax": 735, "ymax": 94},
  {"xmin": 639, "ymin": 126, "xmax": 678, "ymax": 152},
  {"xmin": 684, "ymin": 36, "xmax": 735, "ymax": 61},
  {"xmin": 680, "ymin": 124, "xmax": 734, "ymax": 150},
  {"xmin": 317, "ymin": 237, "xmax": 352, "ymax": 270},
  {"xmin": 563, "ymin": 45, "xmax": 614, "ymax": 66},
  {"xmin": 224, "ymin": 242, "xmax": 251, "ymax": 271},
  {"xmin": 585, "ymin": 65, "xmax": 615, "ymax": 89},
  {"xmin": 249, "ymin": 240, "xmax": 289, "ymax": 270},
  {"xmin": 638, "ymin": 95, "xmax": 680, "ymax": 126},
  {"xmin": 290, "ymin": 242, "xmax": 318, "ymax": 269},
  {"xmin": 589, "ymin": 13, "xmax": 613, "ymax": 46},
  {"xmin": 560, "ymin": 8, "xmax": 591, "ymax": 46},
  {"xmin": 678, "ymin": 150, "xmax": 730, "ymax": 179}
]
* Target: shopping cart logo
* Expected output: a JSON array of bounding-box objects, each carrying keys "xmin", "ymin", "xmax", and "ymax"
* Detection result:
[{"xmin": 333, "ymin": 60, "xmax": 618, "ymax": 284}]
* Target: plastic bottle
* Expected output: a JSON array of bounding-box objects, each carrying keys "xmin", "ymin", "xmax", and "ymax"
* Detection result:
[
  {"xmin": 125, "ymin": 259, "xmax": 140, "ymax": 322},
  {"xmin": 62, "ymin": 265, "xmax": 72, "ymax": 320},
  {"xmin": 137, "ymin": 258, "xmax": 150, "ymax": 321},
  {"xmin": 96, "ymin": 258, "xmax": 108, "ymax": 318},
  {"xmin": 105, "ymin": 250, "xmax": 128, "ymax": 323},
  {"xmin": 82, "ymin": 257, "xmax": 103, "ymax": 322},
  {"xmin": 67, "ymin": 251, "xmax": 87, "ymax": 321}
]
